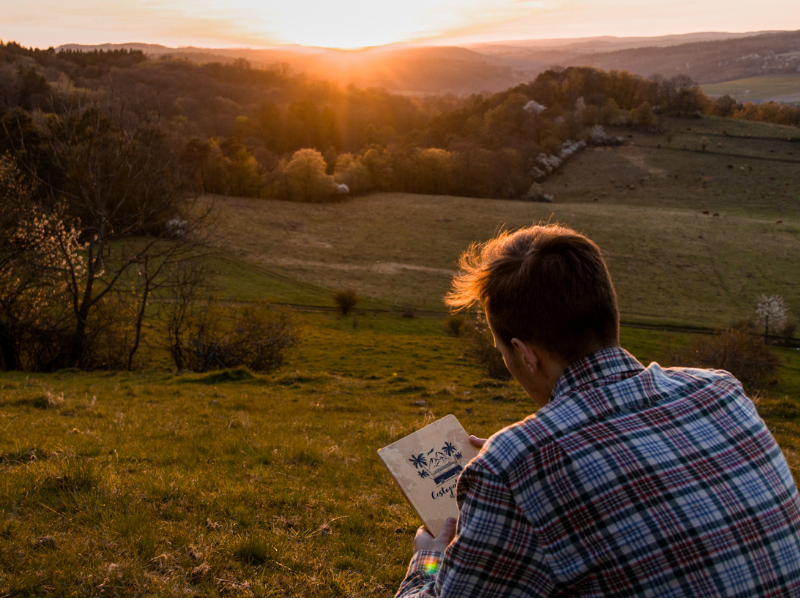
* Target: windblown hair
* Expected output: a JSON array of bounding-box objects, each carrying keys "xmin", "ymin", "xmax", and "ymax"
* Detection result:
[{"xmin": 445, "ymin": 224, "xmax": 619, "ymax": 364}]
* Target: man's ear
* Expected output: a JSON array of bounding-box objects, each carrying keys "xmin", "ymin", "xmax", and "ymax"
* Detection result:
[{"xmin": 511, "ymin": 338, "xmax": 538, "ymax": 373}]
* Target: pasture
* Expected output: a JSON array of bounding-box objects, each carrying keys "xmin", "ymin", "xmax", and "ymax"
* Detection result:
[
  {"xmin": 214, "ymin": 117, "xmax": 800, "ymax": 327},
  {"xmin": 2, "ymin": 115, "xmax": 800, "ymax": 596}
]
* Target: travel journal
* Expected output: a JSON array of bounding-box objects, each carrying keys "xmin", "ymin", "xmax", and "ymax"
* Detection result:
[{"xmin": 377, "ymin": 414, "xmax": 479, "ymax": 537}]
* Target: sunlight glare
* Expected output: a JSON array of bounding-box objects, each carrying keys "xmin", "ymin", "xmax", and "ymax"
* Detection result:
[{"xmin": 251, "ymin": 0, "xmax": 512, "ymax": 49}]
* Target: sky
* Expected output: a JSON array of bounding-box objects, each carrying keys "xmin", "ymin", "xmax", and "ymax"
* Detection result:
[{"xmin": 3, "ymin": 0, "xmax": 799, "ymax": 50}]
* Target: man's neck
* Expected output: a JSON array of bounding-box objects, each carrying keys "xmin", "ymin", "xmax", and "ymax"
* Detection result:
[{"xmin": 539, "ymin": 342, "xmax": 620, "ymax": 406}]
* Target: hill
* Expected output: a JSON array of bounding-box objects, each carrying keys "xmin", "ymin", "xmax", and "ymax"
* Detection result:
[
  {"xmin": 563, "ymin": 30, "xmax": 800, "ymax": 84},
  {"xmin": 209, "ymin": 116, "xmax": 800, "ymax": 330},
  {"xmin": 57, "ymin": 30, "xmax": 800, "ymax": 94},
  {"xmin": 56, "ymin": 42, "xmax": 527, "ymax": 95}
]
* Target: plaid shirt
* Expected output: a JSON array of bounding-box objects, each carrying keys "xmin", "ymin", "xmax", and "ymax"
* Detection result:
[{"xmin": 398, "ymin": 347, "xmax": 800, "ymax": 597}]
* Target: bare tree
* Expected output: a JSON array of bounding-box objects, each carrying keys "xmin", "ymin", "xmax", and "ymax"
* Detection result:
[
  {"xmin": 6, "ymin": 98, "xmax": 219, "ymax": 369},
  {"xmin": 159, "ymin": 259, "xmax": 213, "ymax": 371}
]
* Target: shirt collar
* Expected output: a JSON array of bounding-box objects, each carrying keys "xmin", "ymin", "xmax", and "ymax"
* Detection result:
[{"xmin": 549, "ymin": 347, "xmax": 645, "ymax": 406}]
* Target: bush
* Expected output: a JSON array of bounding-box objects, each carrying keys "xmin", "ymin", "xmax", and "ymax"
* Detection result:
[
  {"xmin": 443, "ymin": 314, "xmax": 466, "ymax": 337},
  {"xmin": 781, "ymin": 321, "xmax": 798, "ymax": 345},
  {"xmin": 460, "ymin": 314, "xmax": 510, "ymax": 381},
  {"xmin": 181, "ymin": 303, "xmax": 298, "ymax": 373},
  {"xmin": 332, "ymin": 289, "xmax": 359, "ymax": 316},
  {"xmin": 672, "ymin": 325, "xmax": 779, "ymax": 392}
]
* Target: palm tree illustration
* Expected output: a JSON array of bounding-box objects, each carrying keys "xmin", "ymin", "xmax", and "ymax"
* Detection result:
[
  {"xmin": 442, "ymin": 442, "xmax": 457, "ymax": 457},
  {"xmin": 410, "ymin": 453, "xmax": 428, "ymax": 469}
]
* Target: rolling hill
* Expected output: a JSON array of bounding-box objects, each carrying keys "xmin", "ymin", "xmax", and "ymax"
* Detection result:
[
  {"xmin": 209, "ymin": 116, "xmax": 800, "ymax": 330},
  {"xmin": 58, "ymin": 30, "xmax": 800, "ymax": 95}
]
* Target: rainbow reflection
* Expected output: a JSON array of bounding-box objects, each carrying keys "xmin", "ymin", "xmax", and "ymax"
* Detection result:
[{"xmin": 422, "ymin": 557, "xmax": 440, "ymax": 575}]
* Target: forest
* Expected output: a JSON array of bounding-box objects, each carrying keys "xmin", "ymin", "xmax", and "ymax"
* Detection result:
[{"xmin": 2, "ymin": 41, "xmax": 799, "ymax": 202}]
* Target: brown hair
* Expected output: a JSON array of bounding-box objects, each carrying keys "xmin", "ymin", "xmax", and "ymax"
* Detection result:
[{"xmin": 445, "ymin": 224, "xmax": 619, "ymax": 363}]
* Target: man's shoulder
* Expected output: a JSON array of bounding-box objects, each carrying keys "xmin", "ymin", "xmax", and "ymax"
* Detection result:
[
  {"xmin": 469, "ymin": 362, "xmax": 749, "ymax": 480},
  {"xmin": 657, "ymin": 364, "xmax": 742, "ymax": 386},
  {"xmin": 640, "ymin": 363, "xmax": 748, "ymax": 405},
  {"xmin": 472, "ymin": 416, "xmax": 553, "ymax": 479}
]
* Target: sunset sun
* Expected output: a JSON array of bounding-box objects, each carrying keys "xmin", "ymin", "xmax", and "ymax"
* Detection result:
[
  {"xmin": 261, "ymin": 0, "xmax": 447, "ymax": 48},
  {"xmin": 229, "ymin": 0, "xmax": 506, "ymax": 49}
]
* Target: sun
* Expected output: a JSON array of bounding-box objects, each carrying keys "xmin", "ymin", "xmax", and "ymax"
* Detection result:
[{"xmin": 245, "ymin": 0, "xmax": 495, "ymax": 49}]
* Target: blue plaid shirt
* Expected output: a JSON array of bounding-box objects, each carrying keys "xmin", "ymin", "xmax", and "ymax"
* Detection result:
[{"xmin": 398, "ymin": 347, "xmax": 800, "ymax": 597}]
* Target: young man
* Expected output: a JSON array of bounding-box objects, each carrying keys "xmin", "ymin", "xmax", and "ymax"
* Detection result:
[{"xmin": 397, "ymin": 224, "xmax": 800, "ymax": 597}]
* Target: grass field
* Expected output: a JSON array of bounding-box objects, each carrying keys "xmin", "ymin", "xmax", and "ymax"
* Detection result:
[
  {"xmin": 2, "ymin": 114, "xmax": 800, "ymax": 596},
  {"xmin": 213, "ymin": 193, "xmax": 800, "ymax": 328},
  {"xmin": 2, "ymin": 313, "xmax": 800, "ymax": 597},
  {"xmin": 701, "ymin": 75, "xmax": 800, "ymax": 103}
]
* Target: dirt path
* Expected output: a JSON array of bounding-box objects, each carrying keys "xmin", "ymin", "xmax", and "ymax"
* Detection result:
[
  {"xmin": 618, "ymin": 146, "xmax": 668, "ymax": 177},
  {"xmin": 260, "ymin": 257, "xmax": 456, "ymax": 276}
]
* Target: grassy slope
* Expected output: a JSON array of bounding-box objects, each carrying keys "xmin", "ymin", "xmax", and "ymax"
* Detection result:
[
  {"xmin": 213, "ymin": 119, "xmax": 800, "ymax": 327},
  {"xmin": 0, "ymin": 320, "xmax": 530, "ymax": 597},
  {"xmin": 2, "ymin": 115, "xmax": 800, "ymax": 596},
  {"xmin": 214, "ymin": 193, "xmax": 800, "ymax": 327},
  {"xmin": 701, "ymin": 75, "xmax": 800, "ymax": 102}
]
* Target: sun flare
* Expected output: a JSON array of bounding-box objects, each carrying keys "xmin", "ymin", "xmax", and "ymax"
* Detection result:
[{"xmin": 234, "ymin": 0, "xmax": 519, "ymax": 49}]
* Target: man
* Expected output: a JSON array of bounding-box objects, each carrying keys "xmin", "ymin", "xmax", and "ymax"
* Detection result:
[{"xmin": 397, "ymin": 224, "xmax": 800, "ymax": 597}]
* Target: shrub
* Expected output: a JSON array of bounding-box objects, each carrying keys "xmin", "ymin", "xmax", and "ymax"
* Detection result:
[
  {"xmin": 181, "ymin": 303, "xmax": 298, "ymax": 373},
  {"xmin": 460, "ymin": 314, "xmax": 511, "ymax": 381},
  {"xmin": 672, "ymin": 325, "xmax": 779, "ymax": 392},
  {"xmin": 332, "ymin": 289, "xmax": 359, "ymax": 316},
  {"xmin": 443, "ymin": 314, "xmax": 466, "ymax": 337},
  {"xmin": 781, "ymin": 321, "xmax": 798, "ymax": 345}
]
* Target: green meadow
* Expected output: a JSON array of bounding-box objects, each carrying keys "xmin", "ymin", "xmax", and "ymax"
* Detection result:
[{"xmin": 2, "ymin": 117, "xmax": 800, "ymax": 596}]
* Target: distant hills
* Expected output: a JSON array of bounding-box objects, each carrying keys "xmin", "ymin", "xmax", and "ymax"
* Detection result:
[
  {"xmin": 58, "ymin": 30, "xmax": 800, "ymax": 95},
  {"xmin": 560, "ymin": 30, "xmax": 800, "ymax": 84}
]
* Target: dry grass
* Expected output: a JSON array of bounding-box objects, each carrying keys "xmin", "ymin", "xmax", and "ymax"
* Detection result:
[{"xmin": 212, "ymin": 190, "xmax": 799, "ymax": 328}]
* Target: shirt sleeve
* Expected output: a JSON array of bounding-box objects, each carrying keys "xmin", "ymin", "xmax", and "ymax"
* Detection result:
[
  {"xmin": 395, "ymin": 551, "xmax": 443, "ymax": 598},
  {"xmin": 397, "ymin": 460, "xmax": 554, "ymax": 598}
]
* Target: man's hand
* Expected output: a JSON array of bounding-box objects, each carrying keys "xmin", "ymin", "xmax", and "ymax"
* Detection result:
[
  {"xmin": 413, "ymin": 517, "xmax": 457, "ymax": 554},
  {"xmin": 469, "ymin": 435, "xmax": 487, "ymax": 449}
]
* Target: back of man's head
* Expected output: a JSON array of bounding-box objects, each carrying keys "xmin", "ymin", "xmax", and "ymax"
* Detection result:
[{"xmin": 446, "ymin": 224, "xmax": 620, "ymax": 364}]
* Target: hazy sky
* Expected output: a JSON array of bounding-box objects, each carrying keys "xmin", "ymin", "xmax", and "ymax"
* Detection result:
[{"xmin": 4, "ymin": 0, "xmax": 799, "ymax": 49}]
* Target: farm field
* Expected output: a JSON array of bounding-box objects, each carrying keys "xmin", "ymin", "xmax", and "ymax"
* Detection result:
[
  {"xmin": 701, "ymin": 75, "xmax": 800, "ymax": 103},
  {"xmin": 2, "ymin": 115, "xmax": 800, "ymax": 596}
]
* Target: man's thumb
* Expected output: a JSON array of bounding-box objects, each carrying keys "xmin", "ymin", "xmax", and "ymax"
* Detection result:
[{"xmin": 437, "ymin": 517, "xmax": 457, "ymax": 542}]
